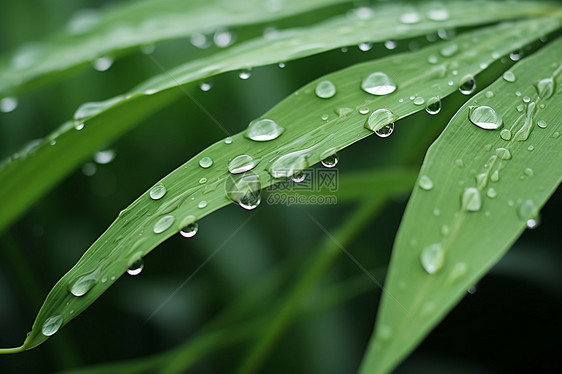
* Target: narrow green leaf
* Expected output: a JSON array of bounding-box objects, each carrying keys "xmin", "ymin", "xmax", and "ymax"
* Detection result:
[
  {"xmin": 359, "ymin": 35, "xmax": 562, "ymax": 374},
  {"xmin": 0, "ymin": 0, "xmax": 350, "ymax": 95},
  {"xmin": 1, "ymin": 4, "xmax": 558, "ymax": 233},
  {"xmin": 1, "ymin": 18, "xmax": 560, "ymax": 353}
]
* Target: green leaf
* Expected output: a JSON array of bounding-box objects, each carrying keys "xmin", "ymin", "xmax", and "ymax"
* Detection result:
[
  {"xmin": 1, "ymin": 18, "xmax": 560, "ymax": 353},
  {"xmin": 359, "ymin": 35, "xmax": 562, "ymax": 374},
  {"xmin": 0, "ymin": 0, "xmax": 350, "ymax": 95},
  {"xmin": 0, "ymin": 3, "xmax": 557, "ymax": 233}
]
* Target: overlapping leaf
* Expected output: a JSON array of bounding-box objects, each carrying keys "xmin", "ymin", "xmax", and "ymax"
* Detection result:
[{"xmin": 359, "ymin": 35, "xmax": 562, "ymax": 374}]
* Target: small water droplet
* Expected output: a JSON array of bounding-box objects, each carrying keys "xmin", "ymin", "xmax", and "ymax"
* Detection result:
[
  {"xmin": 485, "ymin": 91, "xmax": 494, "ymax": 98},
  {"xmin": 361, "ymin": 72, "xmax": 397, "ymax": 95},
  {"xmin": 518, "ymin": 200, "xmax": 539, "ymax": 229},
  {"xmin": 94, "ymin": 149, "xmax": 116, "ymax": 164},
  {"xmin": 75, "ymin": 122, "xmax": 85, "ymax": 131},
  {"xmin": 198, "ymin": 200, "xmax": 208, "ymax": 209},
  {"xmin": 225, "ymin": 172, "xmax": 261, "ymax": 210},
  {"xmin": 384, "ymin": 40, "xmax": 397, "ymax": 50},
  {"xmin": 516, "ymin": 104, "xmax": 525, "ymax": 113},
  {"xmin": 199, "ymin": 177, "xmax": 207, "ymax": 184},
  {"xmin": 224, "ymin": 137, "xmax": 233, "ymax": 144},
  {"xmin": 246, "ymin": 118, "xmax": 285, "ymax": 141},
  {"xmin": 496, "ymin": 147, "xmax": 511, "ymax": 160},
  {"xmin": 468, "ymin": 106, "xmax": 502, "ymax": 130},
  {"xmin": 228, "ymin": 154, "xmax": 256, "ymax": 174},
  {"xmin": 358, "ymin": 106, "xmax": 369, "ymax": 115},
  {"xmin": 358, "ymin": 42, "xmax": 373, "ymax": 51},
  {"xmin": 365, "ymin": 108, "xmax": 398, "ymax": 135},
  {"xmin": 500, "ymin": 129, "xmax": 512, "ymax": 141},
  {"xmin": 486, "ymin": 187, "xmax": 497, "ymax": 198},
  {"xmin": 400, "ymin": 12, "xmax": 421, "ymax": 24},
  {"xmin": 150, "ymin": 184, "xmax": 166, "ymax": 200},
  {"xmin": 413, "ymin": 97, "xmax": 425, "ymax": 105},
  {"xmin": 200, "ymin": 82, "xmax": 212, "ymax": 91},
  {"xmin": 427, "ymin": 55, "xmax": 439, "ymax": 64},
  {"xmin": 440, "ymin": 43, "xmax": 458, "ymax": 57},
  {"xmin": 154, "ymin": 215, "xmax": 175, "ymax": 234},
  {"xmin": 69, "ymin": 267, "xmax": 100, "ymax": 297},
  {"xmin": 510, "ymin": 51, "xmax": 521, "ymax": 61},
  {"xmin": 278, "ymin": 62, "xmax": 286, "ymax": 68},
  {"xmin": 315, "ymin": 80, "xmax": 336, "ymax": 99},
  {"xmin": 93, "ymin": 57, "xmax": 113, "ymax": 71},
  {"xmin": 537, "ymin": 120, "xmax": 547, "ymax": 129},
  {"xmin": 191, "ymin": 32, "xmax": 210, "ymax": 48},
  {"xmin": 199, "ymin": 156, "xmax": 213, "ymax": 168},
  {"xmin": 320, "ymin": 151, "xmax": 338, "ymax": 168},
  {"xmin": 321, "ymin": 114, "xmax": 329, "ymax": 120},
  {"xmin": 528, "ymin": 145, "xmax": 534, "ymax": 151},
  {"xmin": 42, "ymin": 315, "xmax": 63, "ymax": 337},
  {"xmin": 418, "ymin": 175, "xmax": 433, "ymax": 190},
  {"xmin": 291, "ymin": 172, "xmax": 306, "ymax": 183},
  {"xmin": 462, "ymin": 187, "xmax": 481, "ymax": 212},
  {"xmin": 420, "ymin": 243, "xmax": 445, "ymax": 274},
  {"xmin": 523, "ymin": 96, "xmax": 531, "ymax": 103},
  {"xmin": 502, "ymin": 71, "xmax": 516, "ymax": 82},
  {"xmin": 524, "ymin": 167, "xmax": 534, "ymax": 176},
  {"xmin": 127, "ymin": 259, "xmax": 144, "ymax": 276},
  {"xmin": 491, "ymin": 170, "xmax": 500, "ymax": 182},
  {"xmin": 536, "ymin": 77, "xmax": 554, "ymax": 99},
  {"xmin": 180, "ymin": 223, "xmax": 199, "ymax": 238},
  {"xmin": 238, "ymin": 68, "xmax": 252, "ymax": 79},
  {"xmin": 553, "ymin": 131, "xmax": 560, "ymax": 139},
  {"xmin": 425, "ymin": 97, "xmax": 441, "ymax": 115},
  {"xmin": 213, "ymin": 28, "xmax": 234, "ymax": 48},
  {"xmin": 427, "ymin": 8, "xmax": 450, "ymax": 21},
  {"xmin": 0, "ymin": 97, "xmax": 18, "ymax": 113},
  {"xmin": 459, "ymin": 75, "xmax": 476, "ymax": 95}
]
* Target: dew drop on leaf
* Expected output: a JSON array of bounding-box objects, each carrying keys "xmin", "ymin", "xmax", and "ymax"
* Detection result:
[
  {"xmin": 153, "ymin": 215, "xmax": 175, "ymax": 234},
  {"xmin": 425, "ymin": 97, "xmax": 441, "ymax": 115},
  {"xmin": 468, "ymin": 106, "xmax": 502, "ymax": 130},
  {"xmin": 199, "ymin": 156, "xmax": 213, "ymax": 168},
  {"xmin": 246, "ymin": 118, "xmax": 285, "ymax": 141},
  {"xmin": 149, "ymin": 183, "xmax": 166, "ymax": 200},
  {"xmin": 225, "ymin": 172, "xmax": 261, "ymax": 210},
  {"xmin": 69, "ymin": 267, "xmax": 100, "ymax": 297},
  {"xmin": 320, "ymin": 151, "xmax": 339, "ymax": 168},
  {"xmin": 42, "ymin": 315, "xmax": 63, "ymax": 337},
  {"xmin": 228, "ymin": 154, "xmax": 256, "ymax": 174},
  {"xmin": 365, "ymin": 108, "xmax": 398, "ymax": 134},
  {"xmin": 461, "ymin": 187, "xmax": 482, "ymax": 212},
  {"xmin": 459, "ymin": 75, "xmax": 476, "ymax": 95},
  {"xmin": 0, "ymin": 97, "xmax": 18, "ymax": 113},
  {"xmin": 238, "ymin": 68, "xmax": 252, "ymax": 79},
  {"xmin": 502, "ymin": 71, "xmax": 516, "ymax": 83},
  {"xmin": 518, "ymin": 199, "xmax": 539, "ymax": 229},
  {"xmin": 418, "ymin": 175, "xmax": 433, "ymax": 190},
  {"xmin": 361, "ymin": 72, "xmax": 397, "ymax": 95},
  {"xmin": 291, "ymin": 172, "xmax": 306, "ymax": 183},
  {"xmin": 127, "ymin": 258, "xmax": 144, "ymax": 276},
  {"xmin": 314, "ymin": 80, "xmax": 336, "ymax": 99},
  {"xmin": 180, "ymin": 223, "xmax": 198, "ymax": 238},
  {"xmin": 500, "ymin": 129, "xmax": 512, "ymax": 140},
  {"xmin": 420, "ymin": 243, "xmax": 445, "ymax": 275}
]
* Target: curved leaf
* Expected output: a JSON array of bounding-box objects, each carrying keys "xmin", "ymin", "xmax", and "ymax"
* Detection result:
[
  {"xmin": 359, "ymin": 35, "xmax": 562, "ymax": 374},
  {"xmin": 1, "ymin": 3, "xmax": 559, "ymax": 233}
]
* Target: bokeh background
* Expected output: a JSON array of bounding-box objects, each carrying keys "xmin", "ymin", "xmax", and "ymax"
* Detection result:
[{"xmin": 1, "ymin": 0, "xmax": 561, "ymax": 373}]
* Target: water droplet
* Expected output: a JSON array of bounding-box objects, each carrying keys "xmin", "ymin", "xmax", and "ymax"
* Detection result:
[
  {"xmin": 278, "ymin": 62, "xmax": 286, "ymax": 68},
  {"xmin": 455, "ymin": 159, "xmax": 464, "ymax": 168},
  {"xmin": 553, "ymin": 131, "xmax": 560, "ymax": 139},
  {"xmin": 418, "ymin": 175, "xmax": 433, "ymax": 190},
  {"xmin": 238, "ymin": 68, "xmax": 252, "ymax": 79},
  {"xmin": 225, "ymin": 172, "xmax": 261, "ymax": 210},
  {"xmin": 365, "ymin": 108, "xmax": 398, "ymax": 135},
  {"xmin": 485, "ymin": 91, "xmax": 494, "ymax": 98},
  {"xmin": 427, "ymin": 55, "xmax": 439, "ymax": 64},
  {"xmin": 154, "ymin": 215, "xmax": 175, "ymax": 234},
  {"xmin": 200, "ymin": 82, "xmax": 212, "ymax": 91},
  {"xmin": 440, "ymin": 43, "xmax": 458, "ymax": 57},
  {"xmin": 515, "ymin": 90, "xmax": 522, "ymax": 97},
  {"xmin": 427, "ymin": 8, "xmax": 450, "ymax": 21},
  {"xmin": 358, "ymin": 42, "xmax": 373, "ymax": 51},
  {"xmin": 198, "ymin": 200, "xmax": 208, "ymax": 209},
  {"xmin": 361, "ymin": 72, "xmax": 397, "ymax": 95},
  {"xmin": 486, "ymin": 188, "xmax": 497, "ymax": 198},
  {"xmin": 321, "ymin": 113, "xmax": 329, "ymax": 120},
  {"xmin": 269, "ymin": 149, "xmax": 311, "ymax": 178},
  {"xmin": 75, "ymin": 122, "xmax": 85, "ymax": 131},
  {"xmin": 69, "ymin": 267, "xmax": 100, "ymax": 297},
  {"xmin": 502, "ymin": 71, "xmax": 516, "ymax": 83},
  {"xmin": 246, "ymin": 118, "xmax": 285, "ymax": 141},
  {"xmin": 224, "ymin": 137, "xmax": 233, "ymax": 144},
  {"xmin": 315, "ymin": 80, "xmax": 336, "ymax": 99},
  {"xmin": 536, "ymin": 77, "xmax": 554, "ymax": 99},
  {"xmin": 495, "ymin": 148, "xmax": 512, "ymax": 161},
  {"xmin": 0, "ymin": 97, "xmax": 18, "ymax": 113},
  {"xmin": 42, "ymin": 315, "xmax": 63, "ymax": 337},
  {"xmin": 384, "ymin": 40, "xmax": 397, "ymax": 50},
  {"xmin": 228, "ymin": 154, "xmax": 256, "ymax": 174},
  {"xmin": 524, "ymin": 167, "xmax": 534, "ymax": 176},
  {"xmin": 93, "ymin": 57, "xmax": 113, "ymax": 71},
  {"xmin": 420, "ymin": 243, "xmax": 445, "ymax": 274},
  {"xmin": 516, "ymin": 104, "xmax": 525, "ymax": 113},
  {"xmin": 127, "ymin": 259, "xmax": 144, "ymax": 276},
  {"xmin": 500, "ymin": 129, "xmax": 512, "ymax": 141},
  {"xmin": 213, "ymin": 28, "xmax": 234, "ymax": 48},
  {"xmin": 459, "ymin": 75, "xmax": 476, "ymax": 95},
  {"xmin": 491, "ymin": 170, "xmax": 500, "ymax": 182},
  {"xmin": 528, "ymin": 145, "xmax": 534, "ymax": 151},
  {"xmin": 523, "ymin": 96, "xmax": 531, "ymax": 103},
  {"xmin": 425, "ymin": 97, "xmax": 441, "ymax": 115},
  {"xmin": 518, "ymin": 200, "xmax": 539, "ymax": 229},
  {"xmin": 400, "ymin": 12, "xmax": 421, "ymax": 24},
  {"xmin": 320, "ymin": 151, "xmax": 338, "ymax": 168},
  {"xmin": 510, "ymin": 51, "xmax": 521, "ymax": 61},
  {"xmin": 191, "ymin": 32, "xmax": 210, "ymax": 48},
  {"xmin": 94, "ymin": 149, "xmax": 116, "ymax": 164},
  {"xmin": 537, "ymin": 120, "xmax": 547, "ymax": 129},
  {"xmin": 413, "ymin": 97, "xmax": 425, "ymax": 105},
  {"xmin": 461, "ymin": 187, "xmax": 481, "ymax": 212},
  {"xmin": 468, "ymin": 106, "xmax": 502, "ymax": 130},
  {"xmin": 199, "ymin": 156, "xmax": 213, "ymax": 168},
  {"xmin": 150, "ymin": 184, "xmax": 166, "ymax": 200},
  {"xmin": 291, "ymin": 172, "xmax": 306, "ymax": 183},
  {"xmin": 180, "ymin": 223, "xmax": 198, "ymax": 238}
]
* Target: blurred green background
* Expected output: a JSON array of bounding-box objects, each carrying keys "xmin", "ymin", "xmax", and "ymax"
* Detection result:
[{"xmin": 1, "ymin": 0, "xmax": 561, "ymax": 373}]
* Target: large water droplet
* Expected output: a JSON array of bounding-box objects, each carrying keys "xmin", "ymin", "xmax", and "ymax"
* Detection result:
[
  {"xmin": 225, "ymin": 172, "xmax": 261, "ymax": 210},
  {"xmin": 180, "ymin": 223, "xmax": 199, "ymax": 238},
  {"xmin": 496, "ymin": 147, "xmax": 512, "ymax": 160},
  {"xmin": 315, "ymin": 80, "xmax": 336, "ymax": 99},
  {"xmin": 518, "ymin": 199, "xmax": 539, "ymax": 229},
  {"xmin": 246, "ymin": 118, "xmax": 285, "ymax": 141},
  {"xmin": 42, "ymin": 315, "xmax": 63, "ymax": 337},
  {"xmin": 365, "ymin": 108, "xmax": 398, "ymax": 135},
  {"xmin": 228, "ymin": 154, "xmax": 256, "ymax": 174},
  {"xmin": 502, "ymin": 71, "xmax": 516, "ymax": 83},
  {"xmin": 199, "ymin": 156, "xmax": 213, "ymax": 168},
  {"xmin": 418, "ymin": 175, "xmax": 433, "ymax": 190},
  {"xmin": 468, "ymin": 106, "xmax": 502, "ymax": 130},
  {"xmin": 69, "ymin": 267, "xmax": 100, "ymax": 297},
  {"xmin": 536, "ymin": 77, "xmax": 554, "ymax": 99},
  {"xmin": 413, "ymin": 97, "xmax": 425, "ymax": 105},
  {"xmin": 420, "ymin": 243, "xmax": 445, "ymax": 274},
  {"xmin": 500, "ymin": 129, "xmax": 512, "ymax": 140},
  {"xmin": 93, "ymin": 57, "xmax": 113, "ymax": 72},
  {"xmin": 459, "ymin": 75, "xmax": 476, "ymax": 95},
  {"xmin": 461, "ymin": 187, "xmax": 481, "ymax": 212},
  {"xmin": 537, "ymin": 120, "xmax": 547, "ymax": 129},
  {"xmin": 358, "ymin": 42, "xmax": 373, "ymax": 51},
  {"xmin": 269, "ymin": 149, "xmax": 310, "ymax": 178},
  {"xmin": 150, "ymin": 184, "xmax": 166, "ymax": 200},
  {"xmin": 425, "ymin": 97, "xmax": 441, "ymax": 115},
  {"xmin": 153, "ymin": 215, "xmax": 175, "ymax": 234},
  {"xmin": 127, "ymin": 258, "xmax": 144, "ymax": 275},
  {"xmin": 361, "ymin": 72, "xmax": 397, "ymax": 95},
  {"xmin": 0, "ymin": 97, "xmax": 18, "ymax": 113},
  {"xmin": 94, "ymin": 149, "xmax": 116, "ymax": 164}
]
